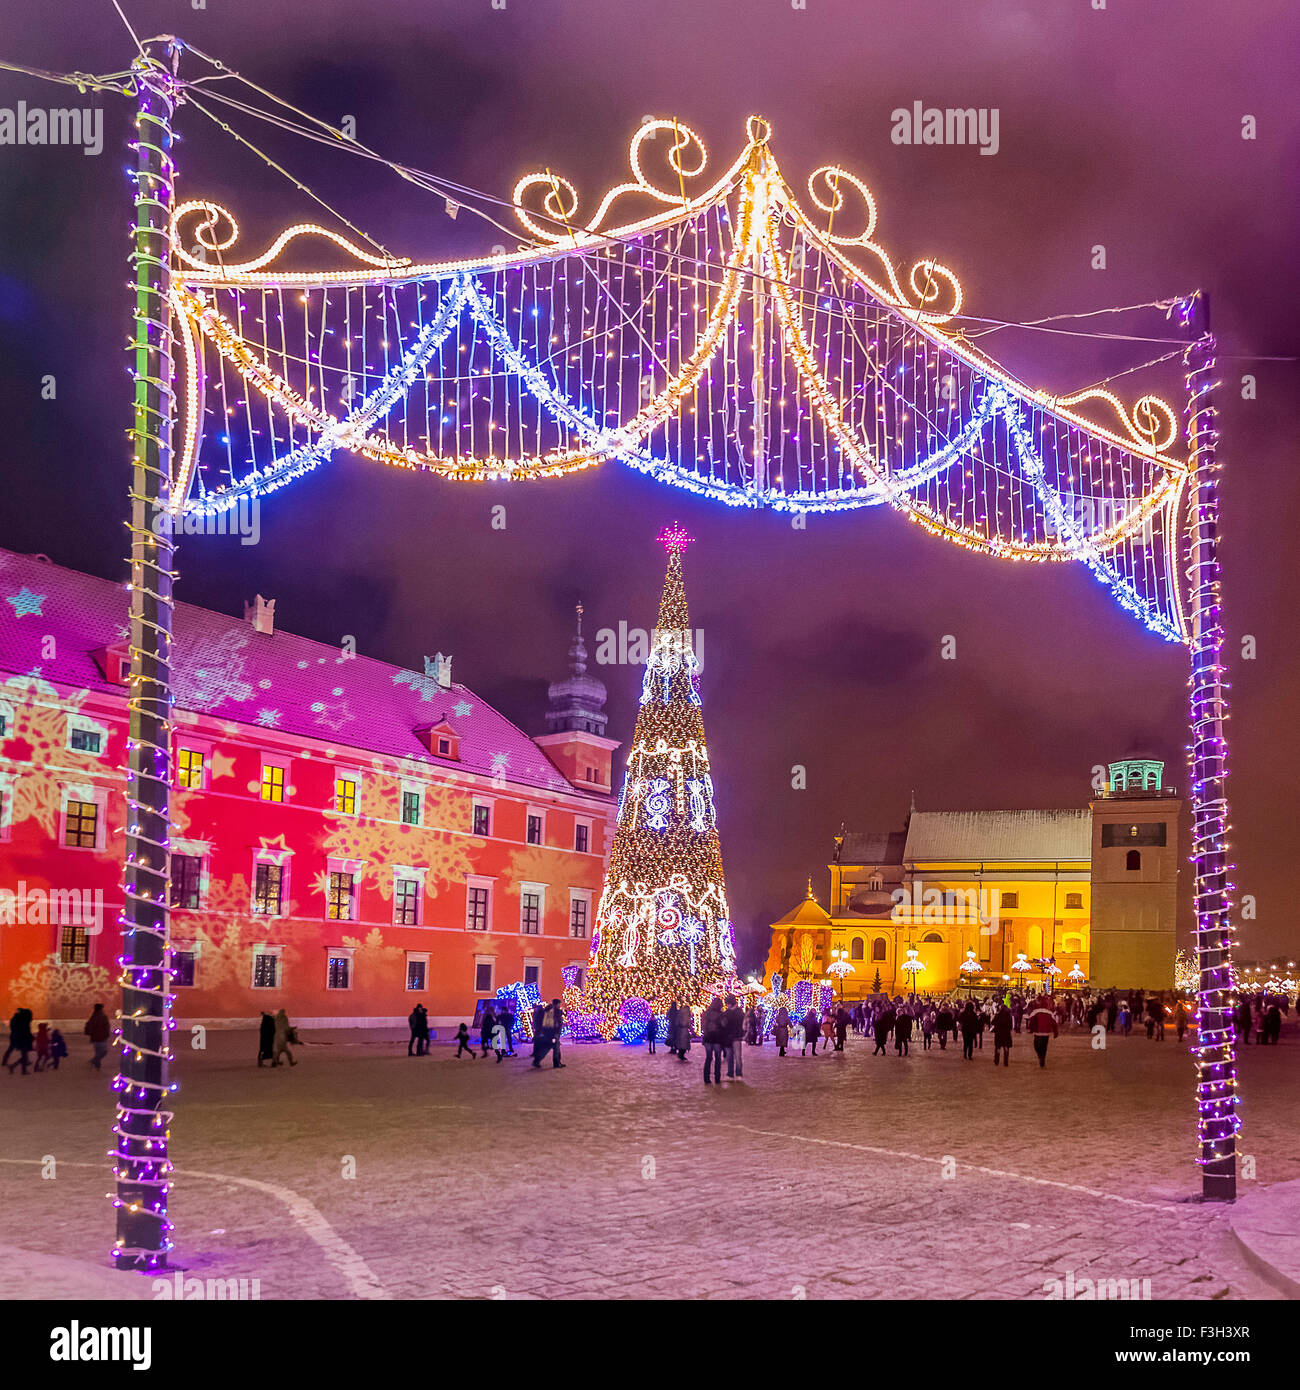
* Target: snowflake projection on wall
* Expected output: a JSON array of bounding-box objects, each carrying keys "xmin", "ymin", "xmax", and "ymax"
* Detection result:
[
  {"xmin": 6, "ymin": 953, "xmax": 114, "ymax": 1017},
  {"xmin": 453, "ymin": 700, "xmax": 474, "ymax": 718},
  {"xmin": 172, "ymin": 629, "xmax": 256, "ymax": 711},
  {"xmin": 255, "ymin": 708, "xmax": 283, "ymax": 728},
  {"xmin": 392, "ymin": 668, "xmax": 443, "ymax": 702},
  {"xmin": 310, "ymin": 696, "xmax": 354, "ymax": 732}
]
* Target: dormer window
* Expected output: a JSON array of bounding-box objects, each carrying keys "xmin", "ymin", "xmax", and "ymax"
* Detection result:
[
  {"xmin": 91, "ymin": 642, "xmax": 131, "ymax": 686},
  {"xmin": 415, "ymin": 720, "xmax": 460, "ymax": 761}
]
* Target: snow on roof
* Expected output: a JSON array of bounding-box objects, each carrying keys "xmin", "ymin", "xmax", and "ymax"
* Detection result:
[
  {"xmin": 0, "ymin": 549, "xmax": 574, "ymax": 794},
  {"xmin": 903, "ymin": 809, "xmax": 1092, "ymax": 862}
]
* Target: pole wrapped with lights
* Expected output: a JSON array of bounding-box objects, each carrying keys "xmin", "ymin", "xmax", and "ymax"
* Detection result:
[
  {"xmin": 114, "ymin": 39, "xmax": 181, "ymax": 1269},
  {"xmin": 1181, "ymin": 295, "xmax": 1239, "ymax": 1200}
]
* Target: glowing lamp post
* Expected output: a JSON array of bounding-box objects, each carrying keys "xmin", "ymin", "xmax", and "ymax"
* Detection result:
[
  {"xmin": 900, "ymin": 946, "xmax": 924, "ymax": 999},
  {"xmin": 958, "ymin": 949, "xmax": 980, "ymax": 998},
  {"xmin": 827, "ymin": 949, "xmax": 854, "ymax": 1000},
  {"xmin": 1010, "ymin": 953, "xmax": 1033, "ymax": 993},
  {"xmin": 1066, "ymin": 963, "xmax": 1086, "ymax": 988}
]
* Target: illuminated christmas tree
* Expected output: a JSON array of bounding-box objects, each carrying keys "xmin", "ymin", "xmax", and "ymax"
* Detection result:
[{"xmin": 584, "ymin": 525, "xmax": 735, "ymax": 1033}]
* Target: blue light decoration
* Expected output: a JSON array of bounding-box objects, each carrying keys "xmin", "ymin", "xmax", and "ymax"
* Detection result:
[
  {"xmin": 617, "ymin": 997, "xmax": 653, "ymax": 1044},
  {"xmin": 494, "ymin": 980, "xmax": 541, "ymax": 1039}
]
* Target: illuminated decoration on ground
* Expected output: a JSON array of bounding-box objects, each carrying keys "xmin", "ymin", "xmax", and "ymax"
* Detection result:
[
  {"xmin": 900, "ymin": 947, "xmax": 925, "ymax": 992},
  {"xmin": 560, "ymin": 965, "xmax": 604, "ymax": 1041},
  {"xmin": 1010, "ymin": 952, "xmax": 1034, "ymax": 982},
  {"xmin": 958, "ymin": 949, "xmax": 980, "ymax": 977},
  {"xmin": 617, "ymin": 997, "xmax": 654, "ymax": 1044},
  {"xmin": 1066, "ymin": 963, "xmax": 1087, "ymax": 986},
  {"xmin": 166, "ymin": 117, "xmax": 1189, "ymax": 645},
  {"xmin": 583, "ymin": 532, "xmax": 732, "ymax": 1033},
  {"xmin": 494, "ymin": 981, "xmax": 541, "ymax": 1040},
  {"xmin": 791, "ymin": 979, "xmax": 835, "ymax": 1019}
]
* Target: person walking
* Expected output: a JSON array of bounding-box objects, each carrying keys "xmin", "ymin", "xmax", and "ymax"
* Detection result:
[
  {"xmin": 1235, "ymin": 997, "xmax": 1253, "ymax": 1045},
  {"xmin": 1026, "ymin": 994, "xmax": 1059, "ymax": 1067},
  {"xmin": 539, "ymin": 998, "xmax": 566, "ymax": 1068},
  {"xmin": 408, "ymin": 1003, "xmax": 429, "ymax": 1057},
  {"xmin": 646, "ymin": 1008, "xmax": 658, "ymax": 1054},
  {"xmin": 257, "ymin": 1011, "xmax": 276, "ymax": 1067},
  {"xmin": 1174, "ymin": 998, "xmax": 1190, "ymax": 1042},
  {"xmin": 745, "ymin": 1004, "xmax": 759, "ymax": 1047},
  {"xmin": 801, "ymin": 1006, "xmax": 821, "ymax": 1056},
  {"xmin": 834, "ymin": 1006, "xmax": 849, "ymax": 1052},
  {"xmin": 665, "ymin": 1001, "xmax": 680, "ymax": 1058},
  {"xmin": 959, "ymin": 1002, "xmax": 979, "ymax": 1060},
  {"xmin": 33, "ymin": 1022, "xmax": 51, "ymax": 1073},
  {"xmin": 455, "ymin": 1021, "xmax": 478, "ymax": 1058},
  {"xmin": 479, "ymin": 1004, "xmax": 497, "ymax": 1059},
  {"xmin": 49, "ymin": 1028, "xmax": 68, "ymax": 1070},
  {"xmin": 490, "ymin": 1012, "xmax": 510, "ymax": 1062},
  {"xmin": 773, "ymin": 1005, "xmax": 790, "ymax": 1056},
  {"xmin": 83, "ymin": 1003, "xmax": 109, "ymax": 1071},
  {"xmin": 934, "ymin": 1003, "xmax": 953, "ymax": 1051},
  {"xmin": 894, "ymin": 1007, "xmax": 913, "ymax": 1057},
  {"xmin": 1262, "ymin": 1001, "xmax": 1282, "ymax": 1045},
  {"xmin": 702, "ymin": 998, "xmax": 726, "ymax": 1084},
  {"xmin": 872, "ymin": 1005, "xmax": 894, "ymax": 1056},
  {"xmin": 992, "ymin": 1001, "xmax": 1014, "ymax": 1068},
  {"xmin": 271, "ymin": 1008, "xmax": 298, "ymax": 1066},
  {"xmin": 723, "ymin": 993, "xmax": 745, "ymax": 1079},
  {"xmin": 498, "ymin": 1005, "xmax": 516, "ymax": 1055}
]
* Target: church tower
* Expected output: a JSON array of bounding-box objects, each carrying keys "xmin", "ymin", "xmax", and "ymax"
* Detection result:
[
  {"xmin": 535, "ymin": 603, "xmax": 620, "ymax": 793},
  {"xmin": 1089, "ymin": 757, "xmax": 1181, "ymax": 989}
]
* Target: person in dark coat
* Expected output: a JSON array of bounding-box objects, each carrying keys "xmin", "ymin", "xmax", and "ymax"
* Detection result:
[
  {"xmin": 702, "ymin": 998, "xmax": 726, "ymax": 1084},
  {"xmin": 1174, "ymin": 998, "xmax": 1190, "ymax": 1042},
  {"xmin": 49, "ymin": 1029, "xmax": 68, "ymax": 1070},
  {"xmin": 872, "ymin": 1007, "xmax": 894, "ymax": 1056},
  {"xmin": 1235, "ymin": 997, "xmax": 1253, "ymax": 1045},
  {"xmin": 1025, "ymin": 995, "xmax": 1059, "ymax": 1066},
  {"xmin": 455, "ymin": 1022, "xmax": 478, "ymax": 1058},
  {"xmin": 773, "ymin": 1006, "xmax": 790, "ymax": 1056},
  {"xmin": 5, "ymin": 1008, "xmax": 34, "ymax": 1074},
  {"xmin": 498, "ymin": 1006, "xmax": 515, "ymax": 1056},
  {"xmin": 646, "ymin": 1007, "xmax": 658, "ymax": 1054},
  {"xmin": 480, "ymin": 1004, "xmax": 497, "ymax": 1058},
  {"xmin": 665, "ymin": 1002, "xmax": 680, "ymax": 1057},
  {"xmin": 801, "ymin": 1006, "xmax": 821, "ymax": 1056},
  {"xmin": 958, "ymin": 1002, "xmax": 980, "ymax": 1060},
  {"xmin": 407, "ymin": 1004, "xmax": 428, "ymax": 1057},
  {"xmin": 84, "ymin": 1002, "xmax": 110, "ymax": 1070},
  {"xmin": 934, "ymin": 1004, "xmax": 954, "ymax": 1050},
  {"xmin": 1262, "ymin": 1002, "xmax": 1282, "ymax": 1045},
  {"xmin": 834, "ymin": 1006, "xmax": 850, "ymax": 1051},
  {"xmin": 745, "ymin": 1005, "xmax": 759, "ymax": 1047},
  {"xmin": 992, "ymin": 1003, "xmax": 1014, "ymax": 1067},
  {"xmin": 258, "ymin": 1011, "xmax": 276, "ymax": 1066},
  {"xmin": 723, "ymin": 994, "xmax": 745, "ymax": 1078},
  {"xmin": 893, "ymin": 1008, "xmax": 913, "ymax": 1056}
]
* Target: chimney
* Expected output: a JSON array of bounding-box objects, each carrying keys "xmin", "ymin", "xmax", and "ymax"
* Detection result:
[
  {"xmin": 244, "ymin": 595, "xmax": 276, "ymax": 635},
  {"xmin": 423, "ymin": 652, "xmax": 453, "ymax": 689}
]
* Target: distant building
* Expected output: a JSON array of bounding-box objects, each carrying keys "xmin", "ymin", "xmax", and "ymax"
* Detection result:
[
  {"xmin": 764, "ymin": 761, "xmax": 1180, "ymax": 995},
  {"xmin": 0, "ymin": 551, "xmax": 617, "ymax": 1027}
]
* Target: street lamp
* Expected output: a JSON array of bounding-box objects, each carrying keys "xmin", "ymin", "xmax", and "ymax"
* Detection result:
[
  {"xmin": 1010, "ymin": 952, "xmax": 1033, "ymax": 994},
  {"xmin": 900, "ymin": 946, "xmax": 924, "ymax": 1000},
  {"xmin": 827, "ymin": 948, "xmax": 854, "ymax": 1000}
]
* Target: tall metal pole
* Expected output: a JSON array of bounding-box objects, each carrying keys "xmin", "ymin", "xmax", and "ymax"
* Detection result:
[
  {"xmin": 114, "ymin": 39, "xmax": 179, "ymax": 1269},
  {"xmin": 1182, "ymin": 293, "xmax": 1238, "ymax": 1201}
]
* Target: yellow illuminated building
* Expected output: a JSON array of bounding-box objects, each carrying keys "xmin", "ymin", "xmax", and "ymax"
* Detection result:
[{"xmin": 764, "ymin": 760, "xmax": 1180, "ymax": 996}]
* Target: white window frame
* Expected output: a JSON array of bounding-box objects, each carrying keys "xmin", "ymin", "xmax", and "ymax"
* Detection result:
[
  {"xmin": 326, "ymin": 945, "xmax": 356, "ymax": 991},
  {"xmin": 519, "ymin": 881, "xmax": 547, "ymax": 936},
  {"xmin": 405, "ymin": 951, "xmax": 430, "ymax": 992},
  {"xmin": 170, "ymin": 838, "xmax": 211, "ymax": 911},
  {"xmin": 175, "ymin": 738, "xmax": 213, "ymax": 791},
  {"xmin": 568, "ymin": 887, "xmax": 593, "ymax": 939},
  {"xmin": 0, "ymin": 698, "xmax": 15, "ymax": 741},
  {"xmin": 325, "ymin": 856, "xmax": 364, "ymax": 923},
  {"xmin": 573, "ymin": 817, "xmax": 593, "ymax": 854},
  {"xmin": 465, "ymin": 874, "xmax": 495, "ymax": 932},
  {"xmin": 171, "ymin": 942, "xmax": 199, "ymax": 988},
  {"xmin": 332, "ymin": 768, "xmax": 363, "ymax": 816},
  {"xmin": 259, "ymin": 756, "xmax": 290, "ymax": 804},
  {"xmin": 60, "ymin": 783, "xmax": 108, "ymax": 852},
  {"xmin": 471, "ymin": 797, "xmax": 494, "ymax": 838},
  {"xmin": 473, "ymin": 954, "xmax": 496, "ymax": 995},
  {"xmin": 525, "ymin": 806, "xmax": 546, "ymax": 847},
  {"xmin": 399, "ymin": 780, "xmax": 424, "ymax": 827},
  {"xmin": 0, "ymin": 770, "xmax": 15, "ymax": 843},
  {"xmin": 251, "ymin": 944, "xmax": 283, "ymax": 990},
  {"xmin": 66, "ymin": 713, "xmax": 109, "ymax": 758},
  {"xmin": 392, "ymin": 864, "xmax": 427, "ymax": 927},
  {"xmin": 250, "ymin": 846, "xmax": 292, "ymax": 919}
]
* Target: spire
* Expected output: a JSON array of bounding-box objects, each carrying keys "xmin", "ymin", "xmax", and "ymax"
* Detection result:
[{"xmin": 544, "ymin": 601, "xmax": 608, "ymax": 736}]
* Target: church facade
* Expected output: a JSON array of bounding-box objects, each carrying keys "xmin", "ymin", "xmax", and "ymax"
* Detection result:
[{"xmin": 765, "ymin": 760, "xmax": 1180, "ymax": 996}]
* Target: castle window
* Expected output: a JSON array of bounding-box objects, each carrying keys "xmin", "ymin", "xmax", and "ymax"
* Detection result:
[
  {"xmin": 922, "ymin": 932, "xmax": 943, "ymax": 943},
  {"xmin": 1065, "ymin": 892, "xmax": 1083, "ymax": 909},
  {"xmin": 850, "ymin": 937, "xmax": 864, "ymax": 961},
  {"xmin": 1126, "ymin": 850, "xmax": 1142, "ymax": 871},
  {"xmin": 1001, "ymin": 892, "xmax": 1019, "ymax": 909},
  {"xmin": 871, "ymin": 937, "xmax": 887, "ymax": 962}
]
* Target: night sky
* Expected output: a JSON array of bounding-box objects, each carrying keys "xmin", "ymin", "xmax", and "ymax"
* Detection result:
[{"xmin": 1, "ymin": 0, "xmax": 1296, "ymax": 969}]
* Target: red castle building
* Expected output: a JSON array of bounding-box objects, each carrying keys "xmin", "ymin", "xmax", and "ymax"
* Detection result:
[{"xmin": 0, "ymin": 549, "xmax": 619, "ymax": 1027}]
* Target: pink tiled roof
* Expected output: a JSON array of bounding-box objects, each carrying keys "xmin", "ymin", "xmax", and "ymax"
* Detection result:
[{"xmin": 0, "ymin": 548, "xmax": 574, "ymax": 793}]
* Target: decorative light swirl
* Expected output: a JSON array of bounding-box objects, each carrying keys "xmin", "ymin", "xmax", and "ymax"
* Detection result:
[
  {"xmin": 170, "ymin": 199, "xmax": 409, "ymax": 275},
  {"xmin": 514, "ymin": 117, "xmax": 716, "ymax": 245},
  {"xmin": 1055, "ymin": 387, "xmax": 1179, "ymax": 454}
]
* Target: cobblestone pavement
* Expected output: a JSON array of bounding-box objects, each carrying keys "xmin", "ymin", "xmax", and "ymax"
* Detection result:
[{"xmin": 1, "ymin": 1023, "xmax": 1294, "ymax": 1300}]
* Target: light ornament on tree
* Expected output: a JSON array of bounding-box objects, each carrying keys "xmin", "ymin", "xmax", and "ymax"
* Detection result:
[{"xmin": 582, "ymin": 530, "xmax": 732, "ymax": 1034}]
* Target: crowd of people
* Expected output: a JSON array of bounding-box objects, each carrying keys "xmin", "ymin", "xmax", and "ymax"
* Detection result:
[{"xmin": 3, "ymin": 1002, "xmax": 108, "ymax": 1074}]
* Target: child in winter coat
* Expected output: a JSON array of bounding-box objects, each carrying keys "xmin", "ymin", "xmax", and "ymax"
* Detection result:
[
  {"xmin": 49, "ymin": 1029, "xmax": 68, "ymax": 1070},
  {"xmin": 455, "ymin": 1022, "xmax": 477, "ymax": 1058},
  {"xmin": 33, "ymin": 1023, "xmax": 51, "ymax": 1072}
]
